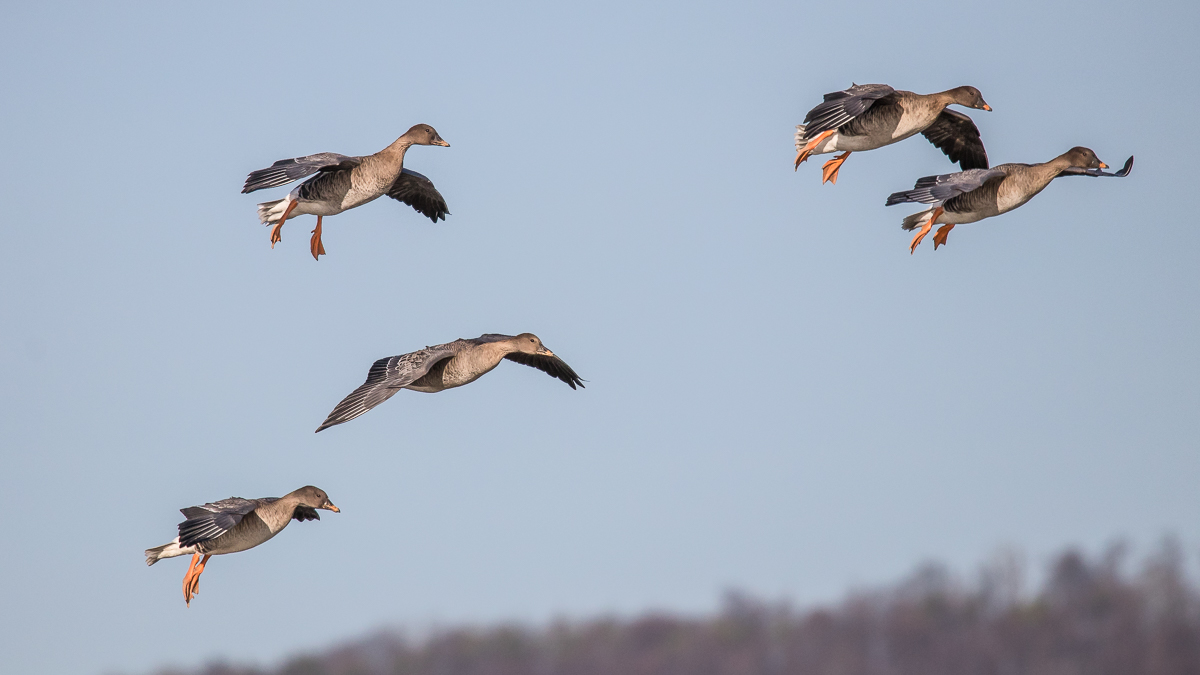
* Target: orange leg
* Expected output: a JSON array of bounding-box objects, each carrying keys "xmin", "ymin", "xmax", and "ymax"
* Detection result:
[
  {"xmin": 794, "ymin": 129, "xmax": 835, "ymax": 169},
  {"xmin": 270, "ymin": 199, "xmax": 300, "ymax": 248},
  {"xmin": 933, "ymin": 223, "xmax": 956, "ymax": 250},
  {"xmin": 909, "ymin": 207, "xmax": 944, "ymax": 254},
  {"xmin": 182, "ymin": 553, "xmax": 212, "ymax": 607},
  {"xmin": 309, "ymin": 215, "xmax": 326, "ymax": 261},
  {"xmin": 181, "ymin": 553, "xmax": 199, "ymax": 603},
  {"xmin": 821, "ymin": 151, "xmax": 852, "ymax": 185}
]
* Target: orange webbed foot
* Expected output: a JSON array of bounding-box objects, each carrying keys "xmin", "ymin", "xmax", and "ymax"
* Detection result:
[
  {"xmin": 821, "ymin": 151, "xmax": 851, "ymax": 185},
  {"xmin": 909, "ymin": 223, "xmax": 931, "ymax": 254},
  {"xmin": 182, "ymin": 554, "xmax": 211, "ymax": 607},
  {"xmin": 270, "ymin": 199, "xmax": 300, "ymax": 249},
  {"xmin": 310, "ymin": 216, "xmax": 326, "ymax": 261},
  {"xmin": 933, "ymin": 223, "xmax": 955, "ymax": 250},
  {"xmin": 182, "ymin": 553, "xmax": 199, "ymax": 605},
  {"xmin": 794, "ymin": 129, "xmax": 835, "ymax": 170},
  {"xmin": 909, "ymin": 207, "xmax": 944, "ymax": 254}
]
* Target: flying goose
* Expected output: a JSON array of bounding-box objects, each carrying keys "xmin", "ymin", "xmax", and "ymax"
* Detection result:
[
  {"xmin": 794, "ymin": 84, "xmax": 991, "ymax": 184},
  {"xmin": 242, "ymin": 124, "xmax": 450, "ymax": 259},
  {"xmin": 317, "ymin": 333, "xmax": 584, "ymax": 432},
  {"xmin": 886, "ymin": 148, "xmax": 1133, "ymax": 252},
  {"xmin": 145, "ymin": 486, "xmax": 339, "ymax": 606}
]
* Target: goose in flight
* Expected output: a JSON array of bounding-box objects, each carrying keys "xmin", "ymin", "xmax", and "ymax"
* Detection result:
[
  {"xmin": 145, "ymin": 486, "xmax": 340, "ymax": 606},
  {"xmin": 242, "ymin": 124, "xmax": 450, "ymax": 259},
  {"xmin": 794, "ymin": 84, "xmax": 991, "ymax": 184},
  {"xmin": 317, "ymin": 333, "xmax": 584, "ymax": 432},
  {"xmin": 886, "ymin": 148, "xmax": 1133, "ymax": 252}
]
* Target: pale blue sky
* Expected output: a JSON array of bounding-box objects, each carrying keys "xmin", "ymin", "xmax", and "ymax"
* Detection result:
[{"xmin": 1, "ymin": 1, "xmax": 1197, "ymax": 674}]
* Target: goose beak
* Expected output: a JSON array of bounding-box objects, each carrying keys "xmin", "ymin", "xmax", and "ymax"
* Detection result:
[
  {"xmin": 1098, "ymin": 161, "xmax": 1108, "ymax": 169},
  {"xmin": 536, "ymin": 347, "xmax": 557, "ymax": 358},
  {"xmin": 982, "ymin": 103, "xmax": 992, "ymax": 111},
  {"xmin": 433, "ymin": 138, "xmax": 450, "ymax": 147},
  {"xmin": 324, "ymin": 502, "xmax": 341, "ymax": 513}
]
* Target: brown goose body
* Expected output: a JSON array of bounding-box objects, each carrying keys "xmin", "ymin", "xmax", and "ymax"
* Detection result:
[
  {"xmin": 188, "ymin": 498, "xmax": 297, "ymax": 556},
  {"xmin": 291, "ymin": 143, "xmax": 417, "ymax": 215},
  {"xmin": 934, "ymin": 161, "xmax": 1064, "ymax": 224},
  {"xmin": 816, "ymin": 90, "xmax": 963, "ymax": 151},
  {"xmin": 316, "ymin": 333, "xmax": 585, "ymax": 432},
  {"xmin": 405, "ymin": 340, "xmax": 512, "ymax": 392}
]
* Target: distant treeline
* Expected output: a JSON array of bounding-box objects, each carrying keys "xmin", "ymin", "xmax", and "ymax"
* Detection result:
[{"xmin": 154, "ymin": 540, "xmax": 1200, "ymax": 675}]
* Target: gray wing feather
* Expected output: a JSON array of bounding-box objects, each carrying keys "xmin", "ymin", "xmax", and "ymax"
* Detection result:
[
  {"xmin": 315, "ymin": 347, "xmax": 456, "ymax": 432},
  {"xmin": 177, "ymin": 497, "xmax": 262, "ymax": 547},
  {"xmin": 474, "ymin": 333, "xmax": 516, "ymax": 344},
  {"xmin": 242, "ymin": 153, "xmax": 361, "ymax": 193},
  {"xmin": 885, "ymin": 168, "xmax": 1007, "ymax": 206},
  {"xmin": 801, "ymin": 84, "xmax": 896, "ymax": 139},
  {"xmin": 386, "ymin": 168, "xmax": 450, "ymax": 222}
]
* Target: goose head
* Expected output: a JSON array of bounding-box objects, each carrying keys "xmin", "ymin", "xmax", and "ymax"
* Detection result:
[
  {"xmin": 403, "ymin": 124, "xmax": 450, "ymax": 147},
  {"xmin": 1063, "ymin": 146, "xmax": 1107, "ymax": 170},
  {"xmin": 291, "ymin": 486, "xmax": 340, "ymax": 512},
  {"xmin": 947, "ymin": 86, "xmax": 991, "ymax": 112},
  {"xmin": 511, "ymin": 333, "xmax": 556, "ymax": 358}
]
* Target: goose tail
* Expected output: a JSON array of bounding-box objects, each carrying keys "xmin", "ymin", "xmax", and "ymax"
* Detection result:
[
  {"xmin": 257, "ymin": 198, "xmax": 289, "ymax": 225},
  {"xmin": 901, "ymin": 209, "xmax": 935, "ymax": 232},
  {"xmin": 145, "ymin": 537, "xmax": 193, "ymax": 566},
  {"xmin": 794, "ymin": 124, "xmax": 807, "ymax": 152}
]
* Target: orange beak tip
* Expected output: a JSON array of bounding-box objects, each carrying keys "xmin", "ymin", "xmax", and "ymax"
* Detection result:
[
  {"xmin": 1099, "ymin": 162, "xmax": 1108, "ymax": 169},
  {"xmin": 983, "ymin": 104, "xmax": 992, "ymax": 111}
]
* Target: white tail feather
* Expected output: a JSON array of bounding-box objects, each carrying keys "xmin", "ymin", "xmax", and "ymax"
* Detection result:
[
  {"xmin": 144, "ymin": 537, "xmax": 193, "ymax": 566},
  {"xmin": 902, "ymin": 209, "xmax": 935, "ymax": 232},
  {"xmin": 257, "ymin": 198, "xmax": 289, "ymax": 225}
]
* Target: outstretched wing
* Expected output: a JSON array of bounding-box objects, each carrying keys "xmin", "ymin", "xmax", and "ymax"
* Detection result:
[
  {"xmin": 315, "ymin": 346, "xmax": 457, "ymax": 432},
  {"xmin": 1057, "ymin": 156, "xmax": 1134, "ymax": 178},
  {"xmin": 242, "ymin": 153, "xmax": 361, "ymax": 193},
  {"xmin": 503, "ymin": 351, "xmax": 585, "ymax": 390},
  {"xmin": 386, "ymin": 168, "xmax": 450, "ymax": 222},
  {"xmin": 886, "ymin": 168, "xmax": 1007, "ymax": 206},
  {"xmin": 292, "ymin": 506, "xmax": 321, "ymax": 522},
  {"xmin": 801, "ymin": 83, "xmax": 897, "ymax": 139},
  {"xmin": 177, "ymin": 497, "xmax": 262, "ymax": 547},
  {"xmin": 921, "ymin": 109, "xmax": 989, "ymax": 169}
]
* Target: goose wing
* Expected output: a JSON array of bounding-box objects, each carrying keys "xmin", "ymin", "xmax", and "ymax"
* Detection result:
[
  {"xmin": 885, "ymin": 168, "xmax": 1007, "ymax": 206},
  {"xmin": 386, "ymin": 168, "xmax": 450, "ymax": 222},
  {"xmin": 177, "ymin": 497, "xmax": 264, "ymax": 547},
  {"xmin": 315, "ymin": 346, "xmax": 457, "ymax": 432},
  {"xmin": 242, "ymin": 153, "xmax": 362, "ymax": 193},
  {"xmin": 1057, "ymin": 156, "xmax": 1134, "ymax": 178},
  {"xmin": 292, "ymin": 506, "xmax": 321, "ymax": 522},
  {"xmin": 503, "ymin": 351, "xmax": 585, "ymax": 389},
  {"xmin": 800, "ymin": 84, "xmax": 897, "ymax": 139},
  {"xmin": 921, "ymin": 109, "xmax": 989, "ymax": 169}
]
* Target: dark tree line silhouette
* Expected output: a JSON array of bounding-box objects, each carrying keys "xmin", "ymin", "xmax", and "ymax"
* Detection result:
[{"xmin": 147, "ymin": 540, "xmax": 1200, "ymax": 675}]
